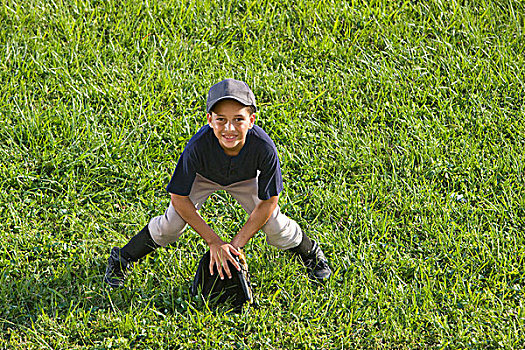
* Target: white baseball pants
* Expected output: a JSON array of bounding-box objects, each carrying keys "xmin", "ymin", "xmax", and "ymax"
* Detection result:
[{"xmin": 148, "ymin": 174, "xmax": 303, "ymax": 250}]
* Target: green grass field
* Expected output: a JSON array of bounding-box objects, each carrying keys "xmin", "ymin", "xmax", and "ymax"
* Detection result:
[{"xmin": 1, "ymin": 0, "xmax": 525, "ymax": 348}]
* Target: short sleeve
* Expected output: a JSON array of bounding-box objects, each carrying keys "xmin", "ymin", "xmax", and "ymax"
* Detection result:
[
  {"xmin": 166, "ymin": 147, "xmax": 198, "ymax": 196},
  {"xmin": 257, "ymin": 143, "xmax": 283, "ymax": 200}
]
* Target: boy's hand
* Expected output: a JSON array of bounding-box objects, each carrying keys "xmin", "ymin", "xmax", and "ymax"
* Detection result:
[
  {"xmin": 170, "ymin": 194, "xmax": 242, "ymax": 279},
  {"xmin": 209, "ymin": 240, "xmax": 241, "ymax": 280}
]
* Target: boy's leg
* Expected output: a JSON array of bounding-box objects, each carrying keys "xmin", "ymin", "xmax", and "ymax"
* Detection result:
[
  {"xmin": 104, "ymin": 174, "xmax": 218, "ymax": 287},
  {"xmin": 225, "ymin": 178, "xmax": 331, "ymax": 282},
  {"xmin": 225, "ymin": 178, "xmax": 301, "ymax": 248},
  {"xmin": 119, "ymin": 224, "xmax": 159, "ymax": 262},
  {"xmin": 147, "ymin": 174, "xmax": 219, "ymax": 247}
]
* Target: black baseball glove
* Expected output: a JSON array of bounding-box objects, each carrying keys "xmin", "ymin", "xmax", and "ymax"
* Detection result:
[{"xmin": 190, "ymin": 249, "xmax": 253, "ymax": 311}]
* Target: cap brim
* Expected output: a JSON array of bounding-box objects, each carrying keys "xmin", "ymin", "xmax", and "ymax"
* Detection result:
[{"xmin": 207, "ymin": 96, "xmax": 256, "ymax": 113}]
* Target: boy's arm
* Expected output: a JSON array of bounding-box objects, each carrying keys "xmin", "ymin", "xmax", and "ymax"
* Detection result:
[
  {"xmin": 170, "ymin": 193, "xmax": 241, "ymax": 280},
  {"xmin": 230, "ymin": 196, "xmax": 279, "ymax": 249}
]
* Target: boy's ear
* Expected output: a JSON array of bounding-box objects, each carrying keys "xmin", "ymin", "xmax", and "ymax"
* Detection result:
[
  {"xmin": 249, "ymin": 113, "xmax": 256, "ymax": 128},
  {"xmin": 206, "ymin": 113, "xmax": 213, "ymax": 126}
]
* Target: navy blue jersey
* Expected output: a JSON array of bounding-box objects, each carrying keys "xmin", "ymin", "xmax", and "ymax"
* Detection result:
[{"xmin": 166, "ymin": 125, "xmax": 283, "ymax": 200}]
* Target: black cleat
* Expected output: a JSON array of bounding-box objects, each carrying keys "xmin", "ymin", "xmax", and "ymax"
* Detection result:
[
  {"xmin": 104, "ymin": 247, "xmax": 132, "ymax": 288},
  {"xmin": 300, "ymin": 241, "xmax": 332, "ymax": 282}
]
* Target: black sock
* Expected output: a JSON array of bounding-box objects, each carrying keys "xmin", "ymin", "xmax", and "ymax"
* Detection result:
[
  {"xmin": 120, "ymin": 224, "xmax": 160, "ymax": 262},
  {"xmin": 288, "ymin": 232, "xmax": 314, "ymax": 256}
]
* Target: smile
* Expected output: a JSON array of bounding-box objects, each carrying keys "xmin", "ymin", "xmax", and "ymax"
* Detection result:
[{"xmin": 222, "ymin": 135, "xmax": 237, "ymax": 141}]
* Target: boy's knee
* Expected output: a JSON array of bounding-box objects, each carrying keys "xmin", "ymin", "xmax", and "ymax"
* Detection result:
[
  {"xmin": 262, "ymin": 215, "xmax": 302, "ymax": 250},
  {"xmin": 148, "ymin": 209, "xmax": 186, "ymax": 247},
  {"xmin": 262, "ymin": 216, "xmax": 288, "ymax": 237}
]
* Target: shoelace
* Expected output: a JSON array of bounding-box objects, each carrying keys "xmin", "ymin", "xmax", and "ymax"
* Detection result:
[
  {"xmin": 305, "ymin": 256, "xmax": 327, "ymax": 268},
  {"xmin": 109, "ymin": 257, "xmax": 128, "ymax": 278},
  {"xmin": 316, "ymin": 259, "xmax": 329, "ymax": 269}
]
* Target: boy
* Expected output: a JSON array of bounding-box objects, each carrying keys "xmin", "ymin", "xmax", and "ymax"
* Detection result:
[{"xmin": 104, "ymin": 78, "xmax": 331, "ymax": 288}]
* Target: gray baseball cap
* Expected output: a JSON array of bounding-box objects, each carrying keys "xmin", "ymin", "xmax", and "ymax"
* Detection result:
[{"xmin": 206, "ymin": 78, "xmax": 257, "ymax": 113}]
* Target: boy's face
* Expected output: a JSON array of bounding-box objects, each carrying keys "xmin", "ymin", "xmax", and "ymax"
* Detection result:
[{"xmin": 207, "ymin": 99, "xmax": 255, "ymax": 156}]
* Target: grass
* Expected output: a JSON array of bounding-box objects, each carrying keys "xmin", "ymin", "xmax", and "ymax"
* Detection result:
[{"xmin": 1, "ymin": 0, "xmax": 525, "ymax": 348}]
